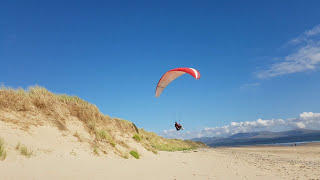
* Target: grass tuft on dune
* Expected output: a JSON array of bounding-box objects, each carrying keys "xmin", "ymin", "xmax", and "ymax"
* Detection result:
[
  {"xmin": 130, "ymin": 150, "xmax": 140, "ymax": 159},
  {"xmin": 0, "ymin": 137, "xmax": 7, "ymax": 160},
  {"xmin": 15, "ymin": 143, "xmax": 33, "ymax": 158},
  {"xmin": 132, "ymin": 134, "xmax": 141, "ymax": 142},
  {"xmin": 93, "ymin": 145, "xmax": 100, "ymax": 156}
]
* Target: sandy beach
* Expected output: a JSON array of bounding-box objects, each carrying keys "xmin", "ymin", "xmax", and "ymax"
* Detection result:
[{"xmin": 1, "ymin": 143, "xmax": 319, "ymax": 180}]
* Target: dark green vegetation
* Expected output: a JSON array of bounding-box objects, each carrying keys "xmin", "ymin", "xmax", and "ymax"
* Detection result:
[
  {"xmin": 132, "ymin": 134, "xmax": 141, "ymax": 142},
  {"xmin": 130, "ymin": 150, "xmax": 140, "ymax": 159}
]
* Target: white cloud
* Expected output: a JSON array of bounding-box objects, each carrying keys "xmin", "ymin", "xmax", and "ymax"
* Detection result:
[
  {"xmin": 289, "ymin": 25, "xmax": 320, "ymax": 44},
  {"xmin": 257, "ymin": 43, "xmax": 320, "ymax": 78},
  {"xmin": 305, "ymin": 25, "xmax": 320, "ymax": 37},
  {"xmin": 257, "ymin": 24, "xmax": 320, "ymax": 79},
  {"xmin": 296, "ymin": 122, "xmax": 306, "ymax": 129},
  {"xmin": 160, "ymin": 112, "xmax": 320, "ymax": 139}
]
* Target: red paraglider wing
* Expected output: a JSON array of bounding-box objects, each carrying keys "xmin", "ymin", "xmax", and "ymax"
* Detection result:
[{"xmin": 155, "ymin": 67, "xmax": 201, "ymax": 97}]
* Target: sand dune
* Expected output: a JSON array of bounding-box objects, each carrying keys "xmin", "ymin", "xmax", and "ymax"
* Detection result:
[{"xmin": 0, "ymin": 86, "xmax": 205, "ymax": 158}]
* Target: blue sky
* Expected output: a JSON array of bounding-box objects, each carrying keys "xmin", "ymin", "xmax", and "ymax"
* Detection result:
[{"xmin": 1, "ymin": 1, "xmax": 320, "ymax": 138}]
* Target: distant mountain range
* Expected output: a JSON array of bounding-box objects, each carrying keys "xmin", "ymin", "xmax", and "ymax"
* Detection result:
[{"xmin": 192, "ymin": 129, "xmax": 320, "ymax": 147}]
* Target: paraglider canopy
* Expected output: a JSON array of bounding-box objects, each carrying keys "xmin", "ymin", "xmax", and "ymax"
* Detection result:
[{"xmin": 155, "ymin": 67, "xmax": 201, "ymax": 97}]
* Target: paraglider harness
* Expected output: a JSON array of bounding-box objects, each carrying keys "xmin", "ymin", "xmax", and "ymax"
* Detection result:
[{"xmin": 175, "ymin": 122, "xmax": 183, "ymax": 131}]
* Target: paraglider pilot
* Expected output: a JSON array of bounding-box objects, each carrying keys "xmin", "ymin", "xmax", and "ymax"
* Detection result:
[{"xmin": 175, "ymin": 122, "xmax": 183, "ymax": 131}]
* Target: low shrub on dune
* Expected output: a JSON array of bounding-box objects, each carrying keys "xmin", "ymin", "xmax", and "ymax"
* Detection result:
[{"xmin": 130, "ymin": 150, "xmax": 139, "ymax": 159}]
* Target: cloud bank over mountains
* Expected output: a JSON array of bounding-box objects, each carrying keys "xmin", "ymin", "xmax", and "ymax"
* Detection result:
[{"xmin": 162, "ymin": 112, "xmax": 320, "ymax": 139}]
